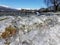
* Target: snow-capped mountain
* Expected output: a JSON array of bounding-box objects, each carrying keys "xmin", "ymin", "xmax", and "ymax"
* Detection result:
[{"xmin": 0, "ymin": 6, "xmax": 18, "ymax": 11}]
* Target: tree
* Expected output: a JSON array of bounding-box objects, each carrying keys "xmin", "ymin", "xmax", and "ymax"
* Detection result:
[{"xmin": 44, "ymin": 0, "xmax": 60, "ymax": 12}]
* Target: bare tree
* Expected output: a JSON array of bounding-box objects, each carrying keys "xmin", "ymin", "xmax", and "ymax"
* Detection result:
[{"xmin": 44, "ymin": 0, "xmax": 60, "ymax": 12}]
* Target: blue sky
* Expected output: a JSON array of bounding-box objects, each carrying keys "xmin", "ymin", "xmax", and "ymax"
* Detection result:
[{"xmin": 0, "ymin": 0, "xmax": 47, "ymax": 9}]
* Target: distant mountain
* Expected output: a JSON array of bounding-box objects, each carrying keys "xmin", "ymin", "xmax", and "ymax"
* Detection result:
[{"xmin": 0, "ymin": 6, "xmax": 18, "ymax": 11}]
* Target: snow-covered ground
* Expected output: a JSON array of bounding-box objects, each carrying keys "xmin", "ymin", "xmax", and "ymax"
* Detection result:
[{"xmin": 0, "ymin": 15, "xmax": 60, "ymax": 45}]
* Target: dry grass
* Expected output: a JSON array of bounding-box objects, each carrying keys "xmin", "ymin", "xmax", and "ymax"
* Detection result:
[
  {"xmin": 0, "ymin": 18, "xmax": 8, "ymax": 21},
  {"xmin": 1, "ymin": 25, "xmax": 16, "ymax": 39}
]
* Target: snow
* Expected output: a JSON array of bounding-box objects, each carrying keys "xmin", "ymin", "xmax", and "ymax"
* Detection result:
[{"xmin": 0, "ymin": 15, "xmax": 60, "ymax": 45}]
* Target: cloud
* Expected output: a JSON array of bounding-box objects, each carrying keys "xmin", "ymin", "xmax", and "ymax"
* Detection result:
[
  {"xmin": 0, "ymin": 5, "xmax": 10, "ymax": 8},
  {"xmin": 16, "ymin": 8, "xmax": 39, "ymax": 10},
  {"xmin": 16, "ymin": 8, "xmax": 21, "ymax": 10}
]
